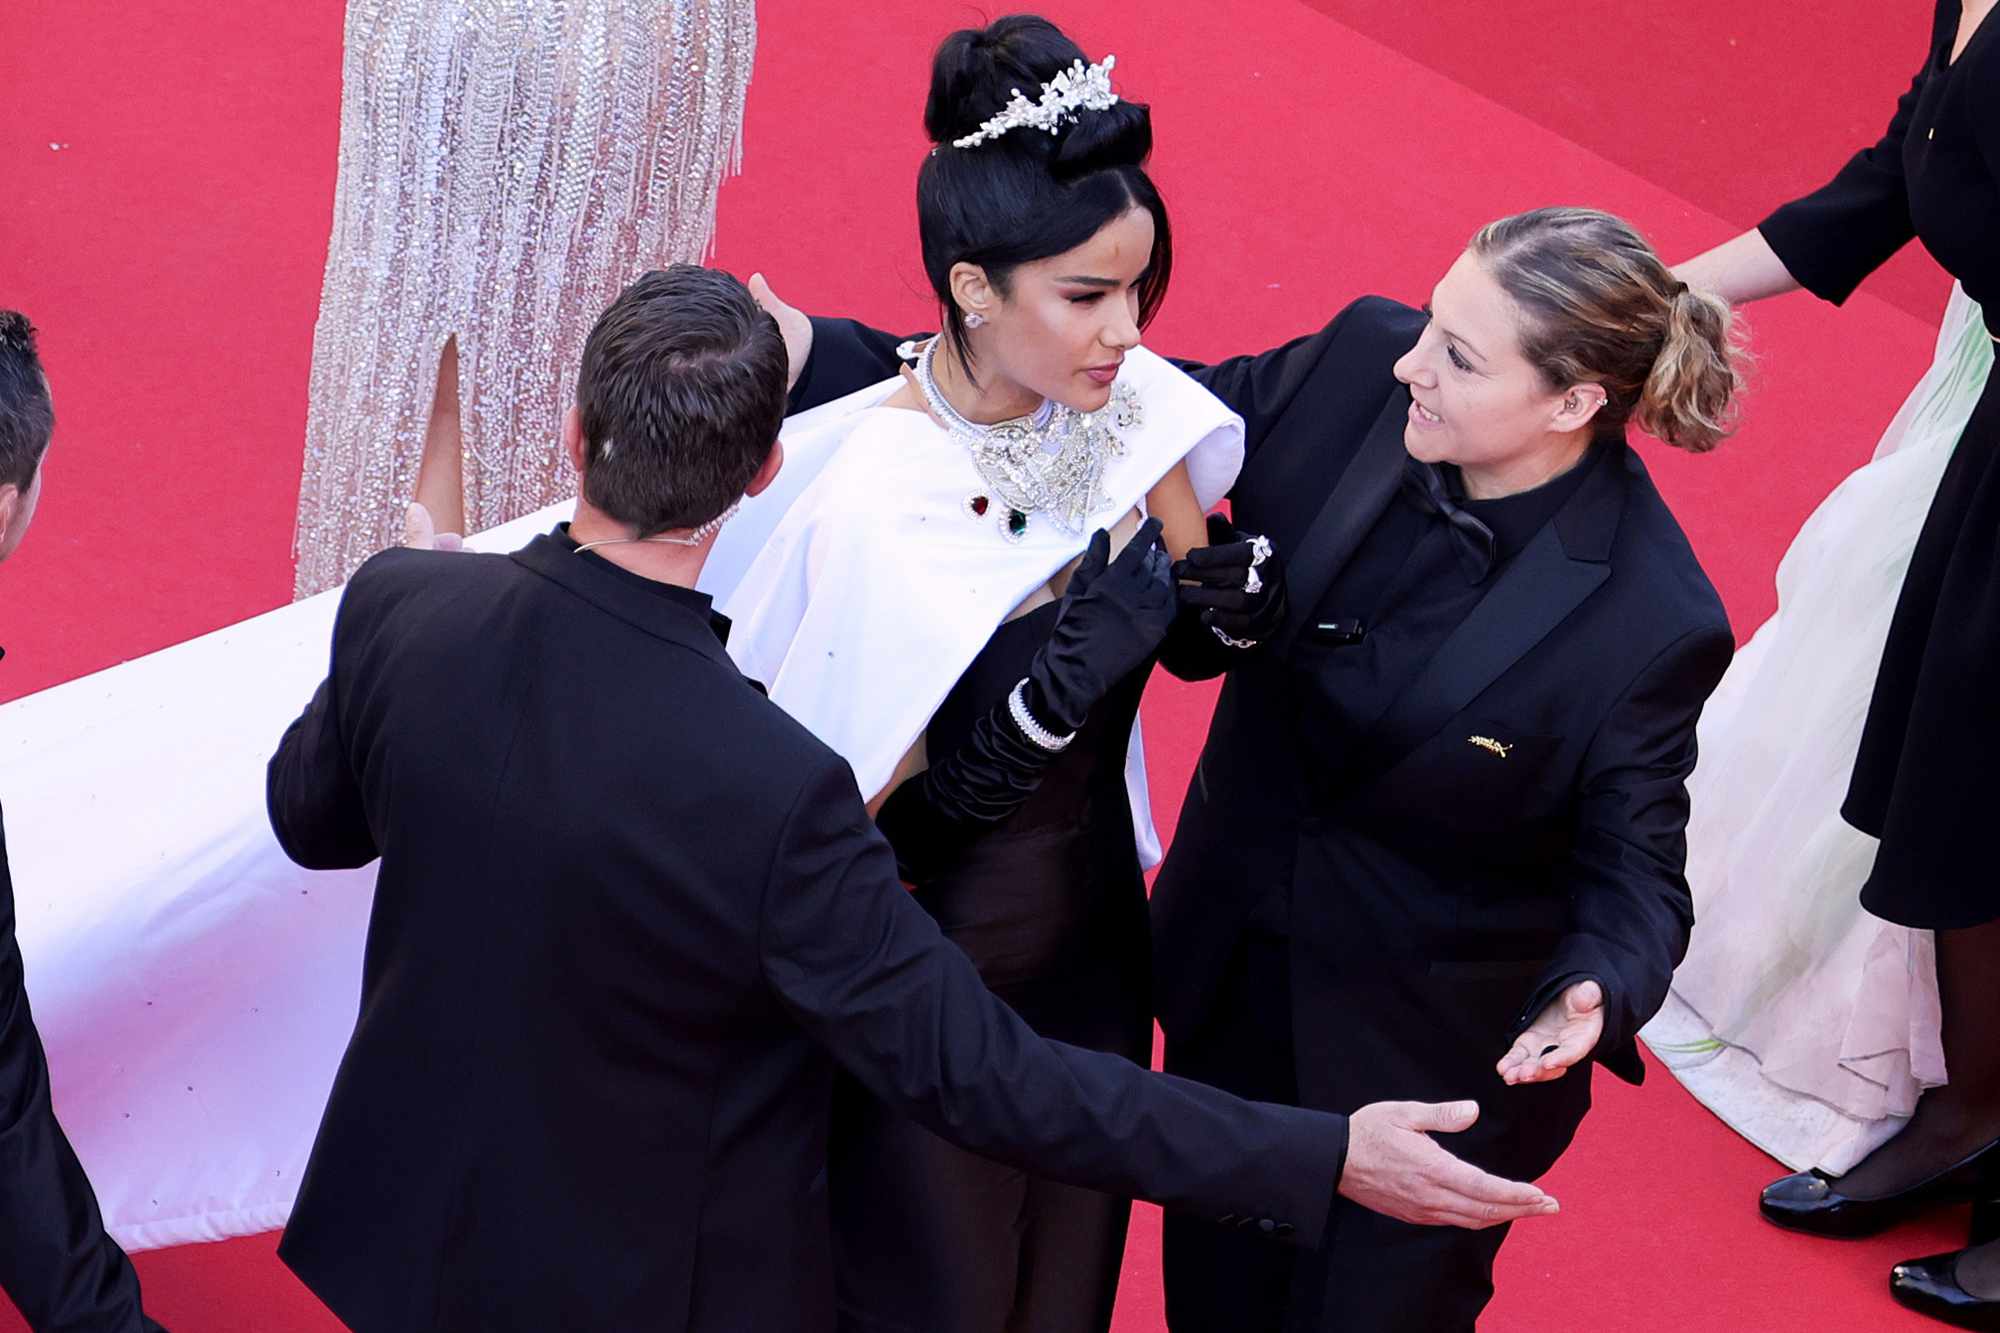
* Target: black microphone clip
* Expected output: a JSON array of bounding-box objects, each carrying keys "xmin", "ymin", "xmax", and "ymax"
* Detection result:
[{"xmin": 1311, "ymin": 618, "xmax": 1366, "ymax": 645}]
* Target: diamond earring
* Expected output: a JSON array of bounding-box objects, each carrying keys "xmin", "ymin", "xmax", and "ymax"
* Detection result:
[{"xmin": 964, "ymin": 312, "xmax": 986, "ymax": 329}]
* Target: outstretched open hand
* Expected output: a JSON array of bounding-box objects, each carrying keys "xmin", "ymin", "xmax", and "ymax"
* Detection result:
[
  {"xmin": 1339, "ymin": 1099, "xmax": 1558, "ymax": 1229},
  {"xmin": 1496, "ymin": 980, "xmax": 1604, "ymax": 1085}
]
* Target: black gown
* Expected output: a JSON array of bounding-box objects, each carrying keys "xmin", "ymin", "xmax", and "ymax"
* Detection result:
[
  {"xmin": 1758, "ymin": 0, "xmax": 2000, "ymax": 929},
  {"xmin": 830, "ymin": 601, "xmax": 1154, "ymax": 1333}
]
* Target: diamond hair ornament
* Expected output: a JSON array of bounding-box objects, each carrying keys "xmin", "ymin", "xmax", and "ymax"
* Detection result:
[{"xmin": 951, "ymin": 56, "xmax": 1121, "ymax": 150}]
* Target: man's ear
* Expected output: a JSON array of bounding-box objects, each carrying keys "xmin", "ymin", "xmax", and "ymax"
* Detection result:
[
  {"xmin": 563, "ymin": 406, "xmax": 587, "ymax": 477},
  {"xmin": 745, "ymin": 440, "xmax": 784, "ymax": 498},
  {"xmin": 0, "ymin": 484, "xmax": 21, "ymax": 554}
]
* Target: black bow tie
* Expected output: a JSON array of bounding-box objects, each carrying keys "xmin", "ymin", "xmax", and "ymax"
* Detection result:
[{"xmin": 1400, "ymin": 455, "xmax": 1496, "ymax": 583}]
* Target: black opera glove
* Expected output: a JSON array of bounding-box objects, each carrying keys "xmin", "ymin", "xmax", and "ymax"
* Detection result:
[
  {"xmin": 1024, "ymin": 516, "xmax": 1177, "ymax": 733},
  {"xmin": 874, "ymin": 693, "xmax": 1062, "ymax": 881},
  {"xmin": 875, "ymin": 518, "xmax": 1174, "ymax": 881},
  {"xmin": 1173, "ymin": 513, "xmax": 1288, "ymax": 647}
]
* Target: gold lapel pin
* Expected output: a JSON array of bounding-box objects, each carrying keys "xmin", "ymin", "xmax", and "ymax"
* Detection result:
[{"xmin": 1467, "ymin": 736, "xmax": 1513, "ymax": 758}]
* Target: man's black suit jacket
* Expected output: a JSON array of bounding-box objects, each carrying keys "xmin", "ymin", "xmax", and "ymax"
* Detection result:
[
  {"xmin": 791, "ymin": 300, "xmax": 1733, "ymax": 1091},
  {"xmin": 267, "ymin": 532, "xmax": 1346, "ymax": 1333},
  {"xmin": 0, "ymin": 810, "xmax": 161, "ymax": 1332}
]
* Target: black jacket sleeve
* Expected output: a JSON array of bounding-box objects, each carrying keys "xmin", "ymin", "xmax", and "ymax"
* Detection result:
[
  {"xmin": 0, "ymin": 819, "xmax": 165, "ymax": 1332},
  {"xmin": 1756, "ymin": 54, "xmax": 1926, "ymax": 304},
  {"xmin": 267, "ymin": 595, "xmax": 379, "ymax": 872},
  {"xmin": 1513, "ymin": 624, "xmax": 1735, "ymax": 1084},
  {"xmin": 786, "ymin": 318, "xmax": 919, "ymax": 415},
  {"xmin": 759, "ymin": 757, "xmax": 1348, "ymax": 1248}
]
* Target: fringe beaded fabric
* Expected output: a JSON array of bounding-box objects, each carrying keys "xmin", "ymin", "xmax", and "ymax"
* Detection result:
[{"xmin": 292, "ymin": 0, "xmax": 756, "ymax": 597}]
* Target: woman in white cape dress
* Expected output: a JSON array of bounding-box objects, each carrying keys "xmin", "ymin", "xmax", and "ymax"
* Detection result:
[{"xmin": 701, "ymin": 21, "xmax": 1245, "ymax": 1333}]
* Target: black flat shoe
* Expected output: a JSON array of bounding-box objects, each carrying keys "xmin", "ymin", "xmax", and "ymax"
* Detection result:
[
  {"xmin": 1760, "ymin": 1139, "xmax": 2000, "ymax": 1238},
  {"xmin": 1891, "ymin": 1251, "xmax": 2000, "ymax": 1329}
]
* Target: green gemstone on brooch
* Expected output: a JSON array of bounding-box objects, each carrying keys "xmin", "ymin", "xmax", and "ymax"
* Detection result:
[{"xmin": 1004, "ymin": 508, "xmax": 1030, "ymax": 542}]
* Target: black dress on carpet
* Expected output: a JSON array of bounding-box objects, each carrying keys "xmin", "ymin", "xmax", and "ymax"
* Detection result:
[
  {"xmin": 830, "ymin": 601, "xmax": 1154, "ymax": 1333},
  {"xmin": 1758, "ymin": 0, "xmax": 2000, "ymax": 930}
]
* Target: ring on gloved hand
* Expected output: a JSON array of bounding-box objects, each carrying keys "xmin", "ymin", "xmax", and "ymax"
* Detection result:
[
  {"xmin": 1248, "ymin": 534, "xmax": 1273, "ymax": 567},
  {"xmin": 1243, "ymin": 566, "xmax": 1264, "ymax": 597}
]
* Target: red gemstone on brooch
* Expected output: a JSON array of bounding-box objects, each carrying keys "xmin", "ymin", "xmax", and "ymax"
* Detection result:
[{"xmin": 965, "ymin": 494, "xmax": 990, "ymax": 518}]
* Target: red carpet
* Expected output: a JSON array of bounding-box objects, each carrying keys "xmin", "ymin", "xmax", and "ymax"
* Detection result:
[{"xmin": 0, "ymin": 0, "xmax": 1963, "ymax": 1327}]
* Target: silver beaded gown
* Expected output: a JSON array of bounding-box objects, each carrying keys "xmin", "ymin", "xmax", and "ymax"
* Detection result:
[{"xmin": 293, "ymin": 0, "xmax": 756, "ymax": 597}]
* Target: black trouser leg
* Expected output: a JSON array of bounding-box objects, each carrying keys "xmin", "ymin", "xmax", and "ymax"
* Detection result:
[
  {"xmin": 1162, "ymin": 1208, "xmax": 1296, "ymax": 1332},
  {"xmin": 831, "ymin": 1088, "xmax": 1138, "ymax": 1333},
  {"xmin": 831, "ymin": 980, "xmax": 1146, "ymax": 1333},
  {"xmin": 832, "ymin": 1078, "xmax": 1023, "ymax": 1333},
  {"xmin": 1165, "ymin": 918, "xmax": 1585, "ymax": 1333},
  {"xmin": 1009, "ymin": 1171, "xmax": 1131, "ymax": 1333},
  {"xmin": 1163, "ymin": 927, "xmax": 1301, "ymax": 1332},
  {"xmin": 1287, "ymin": 1201, "xmax": 1508, "ymax": 1332}
]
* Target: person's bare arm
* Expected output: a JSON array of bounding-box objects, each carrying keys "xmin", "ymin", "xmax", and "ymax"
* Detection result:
[
  {"xmin": 1145, "ymin": 461, "xmax": 1205, "ymax": 562},
  {"xmin": 1672, "ymin": 229, "xmax": 1801, "ymax": 306},
  {"xmin": 751, "ymin": 273, "xmax": 816, "ymax": 393},
  {"xmin": 867, "ymin": 737, "xmax": 927, "ymax": 819}
]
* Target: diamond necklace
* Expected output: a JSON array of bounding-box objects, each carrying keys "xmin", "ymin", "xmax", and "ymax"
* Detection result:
[{"xmin": 909, "ymin": 337, "xmax": 1142, "ymax": 542}]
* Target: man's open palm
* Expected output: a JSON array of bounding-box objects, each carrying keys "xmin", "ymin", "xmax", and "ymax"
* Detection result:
[{"xmin": 1338, "ymin": 1100, "xmax": 1558, "ymax": 1229}]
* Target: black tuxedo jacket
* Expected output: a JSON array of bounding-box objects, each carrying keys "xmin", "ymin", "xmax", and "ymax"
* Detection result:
[
  {"xmin": 793, "ymin": 300, "xmax": 1733, "ymax": 1090},
  {"xmin": 0, "ymin": 809, "xmax": 161, "ymax": 1333},
  {"xmin": 267, "ymin": 532, "xmax": 1346, "ymax": 1333}
]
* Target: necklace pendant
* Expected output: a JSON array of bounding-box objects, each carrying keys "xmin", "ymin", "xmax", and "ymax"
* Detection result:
[
  {"xmin": 1109, "ymin": 381, "xmax": 1144, "ymax": 436},
  {"xmin": 917, "ymin": 337, "xmax": 1137, "ymax": 546}
]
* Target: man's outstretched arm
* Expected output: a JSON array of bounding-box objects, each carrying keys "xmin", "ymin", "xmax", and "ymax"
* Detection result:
[{"xmin": 760, "ymin": 757, "xmax": 1561, "ymax": 1240}]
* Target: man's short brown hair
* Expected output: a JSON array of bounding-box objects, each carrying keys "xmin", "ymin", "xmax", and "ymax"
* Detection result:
[
  {"xmin": 0, "ymin": 313, "xmax": 54, "ymax": 491},
  {"xmin": 576, "ymin": 266, "xmax": 787, "ymax": 535}
]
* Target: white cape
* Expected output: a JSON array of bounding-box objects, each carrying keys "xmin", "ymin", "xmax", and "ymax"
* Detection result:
[
  {"xmin": 5, "ymin": 502, "xmax": 558, "ymax": 1251},
  {"xmin": 703, "ymin": 346, "xmax": 1243, "ymax": 864}
]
